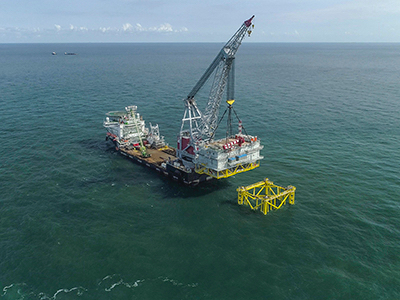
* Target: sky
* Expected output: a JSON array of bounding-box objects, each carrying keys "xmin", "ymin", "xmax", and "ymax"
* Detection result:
[{"xmin": 1, "ymin": 0, "xmax": 400, "ymax": 43}]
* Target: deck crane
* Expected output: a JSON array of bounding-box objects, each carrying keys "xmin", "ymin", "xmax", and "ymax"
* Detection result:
[
  {"xmin": 104, "ymin": 16, "xmax": 263, "ymax": 184},
  {"xmin": 177, "ymin": 15, "xmax": 264, "ymax": 179}
]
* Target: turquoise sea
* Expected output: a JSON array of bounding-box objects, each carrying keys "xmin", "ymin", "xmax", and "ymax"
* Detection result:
[{"xmin": 0, "ymin": 42, "xmax": 399, "ymax": 299}]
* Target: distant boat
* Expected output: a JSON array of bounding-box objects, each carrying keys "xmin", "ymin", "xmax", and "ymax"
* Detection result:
[
  {"xmin": 64, "ymin": 52, "xmax": 77, "ymax": 55},
  {"xmin": 52, "ymin": 52, "xmax": 57, "ymax": 55}
]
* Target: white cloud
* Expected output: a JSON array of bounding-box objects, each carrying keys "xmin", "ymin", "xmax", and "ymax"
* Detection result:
[
  {"xmin": 284, "ymin": 30, "xmax": 300, "ymax": 37},
  {"xmin": 123, "ymin": 23, "xmax": 133, "ymax": 31},
  {"xmin": 135, "ymin": 23, "xmax": 145, "ymax": 31},
  {"xmin": 100, "ymin": 27, "xmax": 111, "ymax": 33},
  {"xmin": 123, "ymin": 23, "xmax": 188, "ymax": 33},
  {"xmin": 155, "ymin": 23, "xmax": 173, "ymax": 32},
  {"xmin": 0, "ymin": 21, "xmax": 190, "ymax": 42},
  {"xmin": 68, "ymin": 24, "xmax": 89, "ymax": 32}
]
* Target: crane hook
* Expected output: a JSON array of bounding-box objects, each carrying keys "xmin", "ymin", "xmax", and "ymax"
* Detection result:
[{"xmin": 248, "ymin": 25, "xmax": 254, "ymax": 37}]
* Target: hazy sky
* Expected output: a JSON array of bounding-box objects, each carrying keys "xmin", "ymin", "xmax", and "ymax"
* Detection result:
[{"xmin": 1, "ymin": 0, "xmax": 399, "ymax": 43}]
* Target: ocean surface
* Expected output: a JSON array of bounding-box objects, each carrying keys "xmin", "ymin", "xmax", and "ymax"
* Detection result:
[{"xmin": 0, "ymin": 42, "xmax": 399, "ymax": 299}]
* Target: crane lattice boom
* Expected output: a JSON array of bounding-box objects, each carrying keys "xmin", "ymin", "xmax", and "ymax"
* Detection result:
[{"xmin": 179, "ymin": 15, "xmax": 254, "ymax": 161}]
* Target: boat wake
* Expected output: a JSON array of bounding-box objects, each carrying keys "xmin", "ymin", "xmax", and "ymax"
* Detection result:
[
  {"xmin": 2, "ymin": 275, "xmax": 198, "ymax": 299},
  {"xmin": 98, "ymin": 274, "xmax": 144, "ymax": 291},
  {"xmin": 39, "ymin": 287, "xmax": 87, "ymax": 299}
]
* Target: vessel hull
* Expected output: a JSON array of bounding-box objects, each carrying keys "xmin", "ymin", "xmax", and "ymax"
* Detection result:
[{"xmin": 108, "ymin": 140, "xmax": 212, "ymax": 185}]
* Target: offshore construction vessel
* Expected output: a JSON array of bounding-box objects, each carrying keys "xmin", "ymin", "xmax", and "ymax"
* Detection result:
[{"xmin": 104, "ymin": 16, "xmax": 263, "ymax": 185}]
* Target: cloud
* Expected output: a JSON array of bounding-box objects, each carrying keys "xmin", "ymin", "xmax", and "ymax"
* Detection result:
[
  {"xmin": 0, "ymin": 21, "xmax": 190, "ymax": 42},
  {"xmin": 123, "ymin": 23, "xmax": 133, "ymax": 31},
  {"xmin": 154, "ymin": 23, "xmax": 173, "ymax": 32},
  {"xmin": 101, "ymin": 22, "xmax": 187, "ymax": 33},
  {"xmin": 100, "ymin": 27, "xmax": 112, "ymax": 33},
  {"xmin": 122, "ymin": 23, "xmax": 188, "ymax": 33},
  {"xmin": 67, "ymin": 24, "xmax": 89, "ymax": 32},
  {"xmin": 0, "ymin": 26, "xmax": 48, "ymax": 41},
  {"xmin": 135, "ymin": 23, "xmax": 145, "ymax": 31},
  {"xmin": 282, "ymin": 30, "xmax": 300, "ymax": 37}
]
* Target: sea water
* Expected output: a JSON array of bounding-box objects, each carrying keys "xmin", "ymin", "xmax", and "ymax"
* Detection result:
[{"xmin": 0, "ymin": 43, "xmax": 399, "ymax": 299}]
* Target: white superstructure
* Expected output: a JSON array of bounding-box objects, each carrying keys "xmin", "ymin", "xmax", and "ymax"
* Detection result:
[
  {"xmin": 195, "ymin": 135, "xmax": 264, "ymax": 172},
  {"xmin": 103, "ymin": 105, "xmax": 165, "ymax": 148}
]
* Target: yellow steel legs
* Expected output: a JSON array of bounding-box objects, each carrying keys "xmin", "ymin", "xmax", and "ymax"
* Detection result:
[{"xmin": 237, "ymin": 178, "xmax": 296, "ymax": 215}]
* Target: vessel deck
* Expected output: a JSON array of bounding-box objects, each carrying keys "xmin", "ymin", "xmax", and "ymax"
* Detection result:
[{"xmin": 121, "ymin": 147, "xmax": 176, "ymax": 166}]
